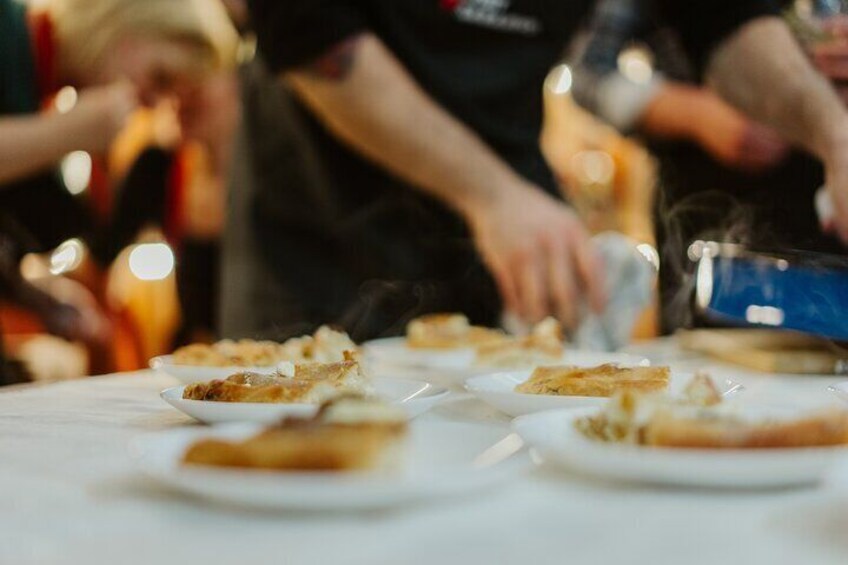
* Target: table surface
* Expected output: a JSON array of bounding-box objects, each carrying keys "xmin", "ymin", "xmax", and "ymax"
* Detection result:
[{"xmin": 2, "ymin": 338, "xmax": 848, "ymax": 565}]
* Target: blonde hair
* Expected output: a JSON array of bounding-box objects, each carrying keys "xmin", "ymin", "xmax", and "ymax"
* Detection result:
[{"xmin": 47, "ymin": 0, "xmax": 239, "ymax": 80}]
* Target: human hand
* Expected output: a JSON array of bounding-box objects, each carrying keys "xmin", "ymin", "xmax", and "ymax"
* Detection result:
[
  {"xmin": 467, "ymin": 183, "xmax": 606, "ymax": 330},
  {"xmin": 822, "ymin": 142, "xmax": 848, "ymax": 243},
  {"xmin": 65, "ymin": 82, "xmax": 138, "ymax": 155},
  {"xmin": 690, "ymin": 92, "xmax": 790, "ymax": 172}
]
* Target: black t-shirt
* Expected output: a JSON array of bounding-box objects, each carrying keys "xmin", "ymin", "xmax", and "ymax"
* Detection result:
[
  {"xmin": 248, "ymin": 0, "xmax": 777, "ymax": 228},
  {"xmin": 251, "ymin": 1, "xmax": 777, "ymax": 149},
  {"xmin": 241, "ymin": 0, "xmax": 778, "ymax": 337}
]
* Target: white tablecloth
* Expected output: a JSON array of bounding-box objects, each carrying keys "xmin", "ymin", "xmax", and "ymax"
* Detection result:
[{"xmin": 2, "ymin": 338, "xmax": 848, "ymax": 565}]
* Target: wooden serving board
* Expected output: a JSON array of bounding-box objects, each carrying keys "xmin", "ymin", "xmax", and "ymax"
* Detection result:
[{"xmin": 677, "ymin": 329, "xmax": 848, "ymax": 374}]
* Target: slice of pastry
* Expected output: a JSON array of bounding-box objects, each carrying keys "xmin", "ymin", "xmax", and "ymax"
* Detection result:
[
  {"xmin": 171, "ymin": 327, "xmax": 359, "ymax": 367},
  {"xmin": 182, "ymin": 396, "xmax": 408, "ymax": 472},
  {"xmin": 171, "ymin": 343, "xmax": 231, "ymax": 366},
  {"xmin": 475, "ymin": 318, "xmax": 564, "ymax": 368},
  {"xmin": 575, "ymin": 375, "xmax": 848, "ymax": 449},
  {"xmin": 292, "ymin": 352, "xmax": 373, "ymax": 395},
  {"xmin": 307, "ymin": 326, "xmax": 359, "ymax": 362},
  {"xmin": 182, "ymin": 373, "xmax": 342, "ymax": 404},
  {"xmin": 182, "ymin": 352, "xmax": 370, "ymax": 403},
  {"xmin": 516, "ymin": 364, "xmax": 670, "ymax": 397},
  {"xmin": 644, "ymin": 407, "xmax": 848, "ymax": 449},
  {"xmin": 406, "ymin": 313, "xmax": 505, "ymax": 349}
]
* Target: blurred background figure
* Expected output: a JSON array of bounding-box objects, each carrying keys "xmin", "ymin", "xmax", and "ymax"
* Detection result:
[
  {"xmin": 0, "ymin": 0, "xmax": 237, "ymax": 383},
  {"xmin": 101, "ymin": 70, "xmax": 240, "ymax": 348},
  {"xmin": 235, "ymin": 0, "xmax": 848, "ymax": 346},
  {"xmin": 570, "ymin": 0, "xmax": 848, "ymax": 334}
]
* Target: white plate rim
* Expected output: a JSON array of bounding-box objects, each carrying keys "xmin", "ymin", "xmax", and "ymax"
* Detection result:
[
  {"xmin": 513, "ymin": 407, "xmax": 848, "ymax": 488},
  {"xmin": 464, "ymin": 370, "xmax": 743, "ymax": 416},
  {"xmin": 129, "ymin": 421, "xmax": 533, "ymax": 509},
  {"xmin": 160, "ymin": 377, "xmax": 450, "ymax": 423}
]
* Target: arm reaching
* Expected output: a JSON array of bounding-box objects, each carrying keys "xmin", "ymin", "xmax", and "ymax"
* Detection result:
[
  {"xmin": 285, "ymin": 33, "xmax": 605, "ymax": 326},
  {"xmin": 707, "ymin": 17, "xmax": 848, "ymax": 239},
  {"xmin": 641, "ymin": 84, "xmax": 789, "ymax": 172},
  {"xmin": 0, "ymin": 82, "xmax": 136, "ymax": 185},
  {"xmin": 570, "ymin": 0, "xmax": 787, "ymax": 172}
]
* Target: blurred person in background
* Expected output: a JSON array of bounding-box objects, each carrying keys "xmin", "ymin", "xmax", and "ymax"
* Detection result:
[
  {"xmin": 100, "ymin": 69, "xmax": 240, "ymax": 346},
  {"xmin": 0, "ymin": 215, "xmax": 106, "ymax": 385},
  {"xmin": 0, "ymin": 0, "xmax": 236, "ymax": 379},
  {"xmin": 238, "ymin": 0, "xmax": 848, "ymax": 343},
  {"xmin": 571, "ymin": 0, "xmax": 848, "ymax": 334},
  {"xmin": 218, "ymin": 0, "xmax": 363, "ymax": 340}
]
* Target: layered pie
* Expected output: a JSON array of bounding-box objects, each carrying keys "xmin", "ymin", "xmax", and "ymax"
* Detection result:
[
  {"xmin": 515, "ymin": 363, "xmax": 670, "ymax": 397},
  {"xmin": 405, "ymin": 313, "xmax": 506, "ymax": 349},
  {"xmin": 182, "ymin": 352, "xmax": 371, "ymax": 404},
  {"xmin": 475, "ymin": 318, "xmax": 565, "ymax": 368},
  {"xmin": 172, "ymin": 326, "xmax": 357, "ymax": 367},
  {"xmin": 576, "ymin": 374, "xmax": 848, "ymax": 448},
  {"xmin": 182, "ymin": 395, "xmax": 408, "ymax": 472}
]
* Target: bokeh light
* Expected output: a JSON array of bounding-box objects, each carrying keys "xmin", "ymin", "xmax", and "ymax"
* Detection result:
[
  {"xmin": 60, "ymin": 151, "xmax": 92, "ymax": 195},
  {"xmin": 128, "ymin": 243, "xmax": 175, "ymax": 281},
  {"xmin": 49, "ymin": 238, "xmax": 85, "ymax": 275},
  {"xmin": 54, "ymin": 87, "xmax": 78, "ymax": 114},
  {"xmin": 545, "ymin": 64, "xmax": 573, "ymax": 95}
]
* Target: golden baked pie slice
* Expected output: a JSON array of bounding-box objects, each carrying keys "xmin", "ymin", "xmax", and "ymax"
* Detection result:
[
  {"xmin": 182, "ymin": 373, "xmax": 342, "ymax": 404},
  {"xmin": 171, "ymin": 343, "xmax": 231, "ymax": 366},
  {"xmin": 475, "ymin": 317, "xmax": 564, "ymax": 368},
  {"xmin": 516, "ymin": 364, "xmax": 670, "ymax": 397},
  {"xmin": 406, "ymin": 313, "xmax": 505, "ymax": 349},
  {"xmin": 170, "ymin": 327, "xmax": 359, "ymax": 367},
  {"xmin": 182, "ymin": 396, "xmax": 408, "ymax": 472},
  {"xmin": 644, "ymin": 406, "xmax": 848, "ymax": 448},
  {"xmin": 182, "ymin": 353, "xmax": 371, "ymax": 404},
  {"xmin": 575, "ymin": 375, "xmax": 848, "ymax": 449}
]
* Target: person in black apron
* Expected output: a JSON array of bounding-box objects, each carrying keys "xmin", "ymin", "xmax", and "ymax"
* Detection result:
[{"xmin": 229, "ymin": 0, "xmax": 848, "ymax": 343}]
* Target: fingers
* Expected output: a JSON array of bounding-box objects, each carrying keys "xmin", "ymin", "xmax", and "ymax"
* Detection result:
[
  {"xmin": 516, "ymin": 249, "xmax": 547, "ymax": 324},
  {"xmin": 488, "ymin": 255, "xmax": 521, "ymax": 317},
  {"xmin": 545, "ymin": 236, "xmax": 578, "ymax": 330}
]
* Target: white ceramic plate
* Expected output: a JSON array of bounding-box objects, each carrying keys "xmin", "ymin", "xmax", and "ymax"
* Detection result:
[
  {"xmin": 466, "ymin": 370, "xmax": 743, "ymax": 417},
  {"xmin": 130, "ymin": 421, "xmax": 531, "ymax": 510},
  {"xmin": 829, "ymin": 381, "xmax": 848, "ymax": 405},
  {"xmin": 363, "ymin": 337, "xmax": 476, "ymax": 371},
  {"xmin": 514, "ymin": 408, "xmax": 848, "ymax": 488},
  {"xmin": 161, "ymin": 377, "xmax": 449, "ymax": 424},
  {"xmin": 150, "ymin": 355, "xmax": 279, "ymax": 384},
  {"xmin": 363, "ymin": 338, "xmax": 649, "ymax": 384}
]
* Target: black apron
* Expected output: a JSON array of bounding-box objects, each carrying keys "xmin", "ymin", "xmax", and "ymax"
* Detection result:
[{"xmin": 223, "ymin": 1, "xmax": 593, "ymax": 342}]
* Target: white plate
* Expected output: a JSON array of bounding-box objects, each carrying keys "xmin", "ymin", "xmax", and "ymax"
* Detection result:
[
  {"xmin": 466, "ymin": 370, "xmax": 743, "ymax": 417},
  {"xmin": 130, "ymin": 421, "xmax": 531, "ymax": 510},
  {"xmin": 150, "ymin": 355, "xmax": 278, "ymax": 384},
  {"xmin": 514, "ymin": 408, "xmax": 848, "ymax": 488},
  {"xmin": 829, "ymin": 381, "xmax": 848, "ymax": 404},
  {"xmin": 161, "ymin": 377, "xmax": 449, "ymax": 424},
  {"xmin": 363, "ymin": 337, "xmax": 476, "ymax": 370},
  {"xmin": 364, "ymin": 338, "xmax": 649, "ymax": 384}
]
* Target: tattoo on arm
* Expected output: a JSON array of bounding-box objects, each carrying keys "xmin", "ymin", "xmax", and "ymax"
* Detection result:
[{"xmin": 303, "ymin": 35, "xmax": 363, "ymax": 81}]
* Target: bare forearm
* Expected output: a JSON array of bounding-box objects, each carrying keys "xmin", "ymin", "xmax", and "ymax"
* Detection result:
[
  {"xmin": 0, "ymin": 113, "xmax": 83, "ymax": 185},
  {"xmin": 286, "ymin": 33, "xmax": 531, "ymax": 218},
  {"xmin": 708, "ymin": 17, "xmax": 848, "ymax": 160},
  {"xmin": 639, "ymin": 83, "xmax": 708, "ymax": 140}
]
